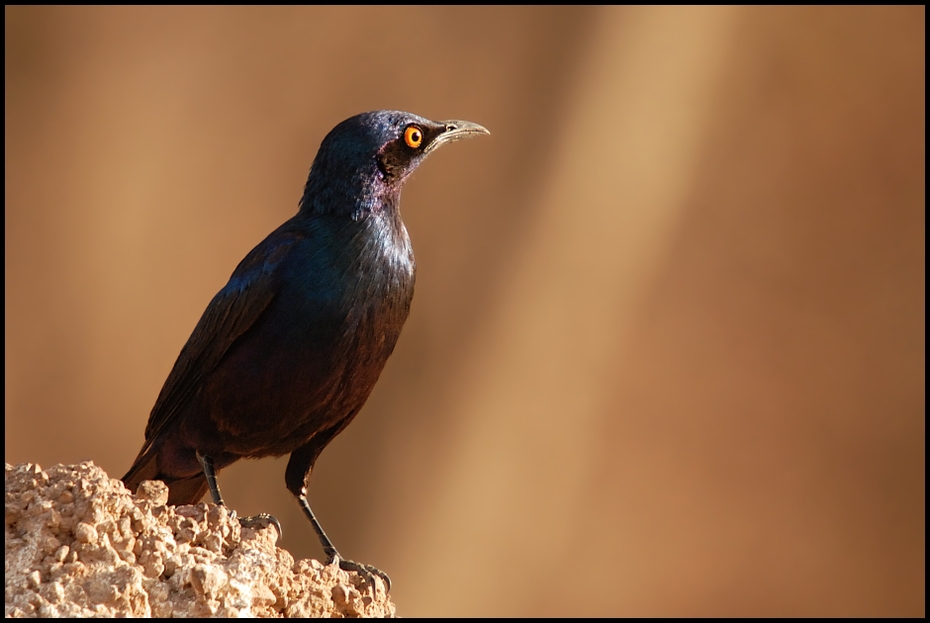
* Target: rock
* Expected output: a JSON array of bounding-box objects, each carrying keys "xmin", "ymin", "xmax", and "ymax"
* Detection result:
[{"xmin": 4, "ymin": 462, "xmax": 396, "ymax": 617}]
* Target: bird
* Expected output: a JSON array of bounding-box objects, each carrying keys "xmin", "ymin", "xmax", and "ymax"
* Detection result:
[{"xmin": 122, "ymin": 110, "xmax": 489, "ymax": 590}]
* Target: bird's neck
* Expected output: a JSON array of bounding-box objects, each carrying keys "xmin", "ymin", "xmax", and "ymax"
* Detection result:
[{"xmin": 298, "ymin": 165, "xmax": 401, "ymax": 221}]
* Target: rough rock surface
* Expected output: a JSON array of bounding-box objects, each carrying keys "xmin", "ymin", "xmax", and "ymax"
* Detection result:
[{"xmin": 5, "ymin": 462, "xmax": 396, "ymax": 617}]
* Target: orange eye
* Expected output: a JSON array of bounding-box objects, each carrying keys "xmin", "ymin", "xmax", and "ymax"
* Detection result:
[{"xmin": 404, "ymin": 126, "xmax": 423, "ymax": 149}]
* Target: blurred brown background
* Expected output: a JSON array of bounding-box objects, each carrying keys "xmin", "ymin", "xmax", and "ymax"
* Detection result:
[{"xmin": 5, "ymin": 6, "xmax": 924, "ymax": 617}]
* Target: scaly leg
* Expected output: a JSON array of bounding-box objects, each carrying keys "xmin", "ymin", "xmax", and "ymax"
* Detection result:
[
  {"xmin": 196, "ymin": 451, "xmax": 282, "ymax": 538},
  {"xmin": 285, "ymin": 440, "xmax": 391, "ymax": 592}
]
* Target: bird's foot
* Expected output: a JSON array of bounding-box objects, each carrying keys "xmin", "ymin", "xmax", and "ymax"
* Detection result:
[
  {"xmin": 238, "ymin": 513, "xmax": 283, "ymax": 541},
  {"xmin": 329, "ymin": 555, "xmax": 392, "ymax": 593}
]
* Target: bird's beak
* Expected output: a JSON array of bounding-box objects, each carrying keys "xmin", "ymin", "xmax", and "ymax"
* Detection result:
[{"xmin": 425, "ymin": 120, "xmax": 490, "ymax": 153}]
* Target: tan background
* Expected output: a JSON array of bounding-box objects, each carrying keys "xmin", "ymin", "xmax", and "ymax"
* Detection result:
[{"xmin": 5, "ymin": 6, "xmax": 924, "ymax": 617}]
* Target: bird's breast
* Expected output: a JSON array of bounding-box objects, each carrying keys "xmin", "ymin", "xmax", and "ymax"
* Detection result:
[{"xmin": 294, "ymin": 220, "xmax": 411, "ymax": 381}]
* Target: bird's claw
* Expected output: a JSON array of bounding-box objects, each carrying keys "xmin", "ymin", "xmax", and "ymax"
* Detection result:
[
  {"xmin": 330, "ymin": 555, "xmax": 392, "ymax": 593},
  {"xmin": 238, "ymin": 513, "xmax": 283, "ymax": 541}
]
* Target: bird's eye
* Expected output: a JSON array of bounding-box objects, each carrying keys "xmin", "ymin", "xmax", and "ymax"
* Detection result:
[{"xmin": 404, "ymin": 126, "xmax": 423, "ymax": 149}]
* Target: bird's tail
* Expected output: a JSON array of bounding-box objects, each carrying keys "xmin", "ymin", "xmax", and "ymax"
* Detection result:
[{"xmin": 121, "ymin": 446, "xmax": 209, "ymax": 506}]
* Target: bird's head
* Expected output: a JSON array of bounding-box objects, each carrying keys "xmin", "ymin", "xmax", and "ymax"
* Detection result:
[{"xmin": 300, "ymin": 110, "xmax": 489, "ymax": 219}]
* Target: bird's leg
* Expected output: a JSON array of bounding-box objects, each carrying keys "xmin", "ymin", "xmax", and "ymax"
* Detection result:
[
  {"xmin": 286, "ymin": 442, "xmax": 391, "ymax": 592},
  {"xmin": 296, "ymin": 487, "xmax": 391, "ymax": 592},
  {"xmin": 196, "ymin": 451, "xmax": 282, "ymax": 539},
  {"xmin": 196, "ymin": 451, "xmax": 226, "ymax": 505}
]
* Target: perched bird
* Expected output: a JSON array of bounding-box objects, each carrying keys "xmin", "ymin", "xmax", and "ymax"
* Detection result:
[{"xmin": 122, "ymin": 110, "xmax": 489, "ymax": 588}]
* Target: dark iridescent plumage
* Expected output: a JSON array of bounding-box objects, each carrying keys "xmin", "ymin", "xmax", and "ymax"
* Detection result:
[{"xmin": 122, "ymin": 110, "xmax": 488, "ymax": 588}]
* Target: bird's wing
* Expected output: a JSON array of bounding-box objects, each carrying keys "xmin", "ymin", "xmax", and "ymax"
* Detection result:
[{"xmin": 138, "ymin": 229, "xmax": 303, "ymax": 450}]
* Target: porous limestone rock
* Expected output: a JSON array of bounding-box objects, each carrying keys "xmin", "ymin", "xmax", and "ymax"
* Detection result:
[{"xmin": 5, "ymin": 461, "xmax": 396, "ymax": 617}]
